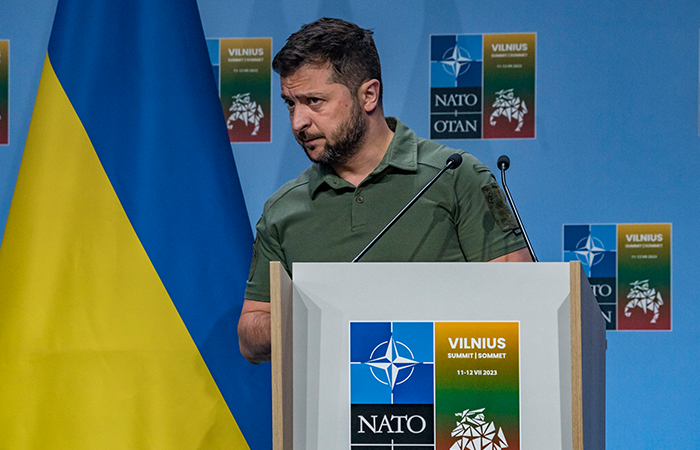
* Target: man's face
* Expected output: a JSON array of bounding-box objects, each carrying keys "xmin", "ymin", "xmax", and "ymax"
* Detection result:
[{"xmin": 280, "ymin": 64, "xmax": 366, "ymax": 167}]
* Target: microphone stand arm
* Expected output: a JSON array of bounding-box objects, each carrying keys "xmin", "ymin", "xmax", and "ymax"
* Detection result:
[
  {"xmin": 352, "ymin": 159, "xmax": 459, "ymax": 263},
  {"xmin": 499, "ymin": 162, "xmax": 538, "ymax": 262}
]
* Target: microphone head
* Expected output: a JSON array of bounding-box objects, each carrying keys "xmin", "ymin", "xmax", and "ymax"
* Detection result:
[
  {"xmin": 446, "ymin": 153, "xmax": 463, "ymax": 169},
  {"xmin": 497, "ymin": 155, "xmax": 510, "ymax": 170}
]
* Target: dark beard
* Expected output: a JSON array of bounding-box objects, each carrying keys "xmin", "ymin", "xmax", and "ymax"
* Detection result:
[{"xmin": 299, "ymin": 102, "xmax": 367, "ymax": 170}]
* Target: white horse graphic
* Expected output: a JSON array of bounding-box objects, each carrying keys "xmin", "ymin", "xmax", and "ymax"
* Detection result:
[
  {"xmin": 450, "ymin": 408, "xmax": 508, "ymax": 450},
  {"xmin": 489, "ymin": 89, "xmax": 527, "ymax": 132},
  {"xmin": 624, "ymin": 279, "xmax": 663, "ymax": 323},
  {"xmin": 227, "ymin": 93, "xmax": 264, "ymax": 136}
]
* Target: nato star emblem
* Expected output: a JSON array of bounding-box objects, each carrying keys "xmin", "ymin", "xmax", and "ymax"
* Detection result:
[{"xmin": 441, "ymin": 45, "xmax": 472, "ymax": 78}]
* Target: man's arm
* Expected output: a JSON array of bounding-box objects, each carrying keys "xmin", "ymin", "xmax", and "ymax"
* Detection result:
[
  {"xmin": 489, "ymin": 247, "xmax": 533, "ymax": 262},
  {"xmin": 237, "ymin": 299, "xmax": 271, "ymax": 364},
  {"xmin": 237, "ymin": 248, "xmax": 528, "ymax": 365}
]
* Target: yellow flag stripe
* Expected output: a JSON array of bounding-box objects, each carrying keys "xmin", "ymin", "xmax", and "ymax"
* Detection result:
[{"xmin": 0, "ymin": 55, "xmax": 249, "ymax": 449}]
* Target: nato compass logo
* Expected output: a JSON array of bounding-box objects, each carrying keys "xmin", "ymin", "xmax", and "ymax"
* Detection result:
[
  {"xmin": 564, "ymin": 224, "xmax": 617, "ymax": 328},
  {"xmin": 350, "ymin": 322, "xmax": 434, "ymax": 448},
  {"xmin": 430, "ymin": 35, "xmax": 483, "ymax": 139},
  {"xmin": 441, "ymin": 45, "xmax": 473, "ymax": 80},
  {"xmin": 431, "ymin": 35, "xmax": 482, "ymax": 88},
  {"xmin": 564, "ymin": 224, "xmax": 616, "ymax": 278}
]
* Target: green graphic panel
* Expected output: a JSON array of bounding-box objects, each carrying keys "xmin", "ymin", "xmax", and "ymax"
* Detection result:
[
  {"xmin": 617, "ymin": 224, "xmax": 671, "ymax": 330},
  {"xmin": 483, "ymin": 34, "xmax": 535, "ymax": 139},
  {"xmin": 220, "ymin": 38, "xmax": 271, "ymax": 142},
  {"xmin": 435, "ymin": 322, "xmax": 520, "ymax": 450}
]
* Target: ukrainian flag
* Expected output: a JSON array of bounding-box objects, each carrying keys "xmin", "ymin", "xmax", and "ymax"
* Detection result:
[{"xmin": 0, "ymin": 0, "xmax": 270, "ymax": 448}]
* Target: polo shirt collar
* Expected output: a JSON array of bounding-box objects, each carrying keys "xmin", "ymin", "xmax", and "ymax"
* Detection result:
[{"xmin": 307, "ymin": 117, "xmax": 418, "ymax": 197}]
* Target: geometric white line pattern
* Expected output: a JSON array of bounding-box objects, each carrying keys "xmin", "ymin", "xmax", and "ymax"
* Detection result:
[
  {"xmin": 489, "ymin": 88, "xmax": 527, "ymax": 132},
  {"xmin": 227, "ymin": 92, "xmax": 264, "ymax": 136},
  {"xmin": 450, "ymin": 408, "xmax": 508, "ymax": 450},
  {"xmin": 625, "ymin": 279, "xmax": 664, "ymax": 323}
]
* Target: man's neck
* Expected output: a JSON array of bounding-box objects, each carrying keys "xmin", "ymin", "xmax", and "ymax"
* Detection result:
[{"xmin": 333, "ymin": 115, "xmax": 395, "ymax": 187}]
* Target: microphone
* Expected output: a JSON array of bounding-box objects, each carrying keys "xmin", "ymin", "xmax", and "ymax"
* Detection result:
[
  {"xmin": 497, "ymin": 155, "xmax": 537, "ymax": 262},
  {"xmin": 352, "ymin": 153, "xmax": 463, "ymax": 263}
]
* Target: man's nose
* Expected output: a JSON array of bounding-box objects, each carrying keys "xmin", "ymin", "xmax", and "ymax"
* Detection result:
[{"xmin": 291, "ymin": 107, "xmax": 311, "ymax": 133}]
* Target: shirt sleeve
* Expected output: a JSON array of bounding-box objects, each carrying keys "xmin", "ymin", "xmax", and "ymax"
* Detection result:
[
  {"xmin": 244, "ymin": 211, "xmax": 289, "ymax": 303},
  {"xmin": 453, "ymin": 155, "xmax": 527, "ymax": 261}
]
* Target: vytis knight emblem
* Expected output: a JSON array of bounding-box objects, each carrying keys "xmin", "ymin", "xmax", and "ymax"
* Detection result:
[
  {"xmin": 227, "ymin": 93, "xmax": 264, "ymax": 136},
  {"xmin": 624, "ymin": 279, "xmax": 664, "ymax": 323},
  {"xmin": 490, "ymin": 89, "xmax": 527, "ymax": 132}
]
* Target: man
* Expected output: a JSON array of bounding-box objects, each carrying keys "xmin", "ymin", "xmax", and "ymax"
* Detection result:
[{"xmin": 238, "ymin": 18, "xmax": 531, "ymax": 364}]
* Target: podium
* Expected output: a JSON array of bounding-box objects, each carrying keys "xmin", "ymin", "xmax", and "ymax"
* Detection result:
[{"xmin": 271, "ymin": 261, "xmax": 605, "ymax": 449}]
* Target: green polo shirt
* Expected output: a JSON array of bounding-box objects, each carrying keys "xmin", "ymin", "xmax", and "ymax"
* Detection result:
[{"xmin": 244, "ymin": 118, "xmax": 525, "ymax": 302}]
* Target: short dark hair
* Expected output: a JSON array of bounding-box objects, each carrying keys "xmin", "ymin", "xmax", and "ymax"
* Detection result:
[{"xmin": 272, "ymin": 18, "xmax": 383, "ymax": 100}]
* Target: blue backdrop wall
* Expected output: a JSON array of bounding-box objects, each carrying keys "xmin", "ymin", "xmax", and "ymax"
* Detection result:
[{"xmin": 2, "ymin": 0, "xmax": 699, "ymax": 447}]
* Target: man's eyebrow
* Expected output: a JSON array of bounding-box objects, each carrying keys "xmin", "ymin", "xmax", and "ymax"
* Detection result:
[{"xmin": 281, "ymin": 92, "xmax": 324, "ymax": 103}]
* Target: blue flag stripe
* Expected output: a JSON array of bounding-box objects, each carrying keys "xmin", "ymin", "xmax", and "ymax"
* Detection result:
[{"xmin": 47, "ymin": 1, "xmax": 270, "ymax": 447}]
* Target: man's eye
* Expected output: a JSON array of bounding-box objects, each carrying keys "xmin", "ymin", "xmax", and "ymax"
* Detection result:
[
  {"xmin": 284, "ymin": 100, "xmax": 294, "ymax": 109},
  {"xmin": 309, "ymin": 97, "xmax": 321, "ymax": 104}
]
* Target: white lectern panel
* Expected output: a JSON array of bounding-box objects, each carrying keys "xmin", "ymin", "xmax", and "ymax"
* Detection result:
[{"xmin": 291, "ymin": 262, "xmax": 580, "ymax": 449}]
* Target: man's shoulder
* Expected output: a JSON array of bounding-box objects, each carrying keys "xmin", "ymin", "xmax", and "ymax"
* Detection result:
[
  {"xmin": 414, "ymin": 135, "xmax": 482, "ymax": 172},
  {"xmin": 263, "ymin": 165, "xmax": 315, "ymax": 213},
  {"xmin": 390, "ymin": 117, "xmax": 487, "ymax": 177}
]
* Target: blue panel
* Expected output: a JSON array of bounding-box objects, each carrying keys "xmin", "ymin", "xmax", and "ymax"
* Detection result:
[
  {"xmin": 351, "ymin": 364, "xmax": 392, "ymax": 404},
  {"xmin": 431, "ymin": 61, "xmax": 456, "ymax": 88},
  {"xmin": 457, "ymin": 61, "xmax": 482, "ymax": 88},
  {"xmin": 591, "ymin": 224, "xmax": 617, "ymax": 250},
  {"xmin": 430, "ymin": 35, "xmax": 456, "ymax": 62},
  {"xmin": 206, "ymin": 38, "xmax": 220, "ymax": 65},
  {"xmin": 351, "ymin": 322, "xmax": 392, "ymax": 361},
  {"xmin": 393, "ymin": 322, "xmax": 434, "ymax": 361},
  {"xmin": 563, "ymin": 225, "xmax": 590, "ymax": 250},
  {"xmin": 392, "ymin": 364, "xmax": 433, "ymax": 404},
  {"xmin": 457, "ymin": 34, "xmax": 482, "ymax": 61}
]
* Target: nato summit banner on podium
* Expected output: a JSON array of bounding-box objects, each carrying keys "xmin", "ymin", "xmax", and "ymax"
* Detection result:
[
  {"xmin": 350, "ymin": 321, "xmax": 520, "ymax": 449},
  {"xmin": 271, "ymin": 262, "xmax": 606, "ymax": 450}
]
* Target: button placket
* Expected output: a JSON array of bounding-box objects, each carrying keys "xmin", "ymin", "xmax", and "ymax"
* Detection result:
[{"xmin": 351, "ymin": 189, "xmax": 367, "ymax": 229}]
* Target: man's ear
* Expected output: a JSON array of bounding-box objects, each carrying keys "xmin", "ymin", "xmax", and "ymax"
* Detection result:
[{"xmin": 358, "ymin": 79, "xmax": 381, "ymax": 113}]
